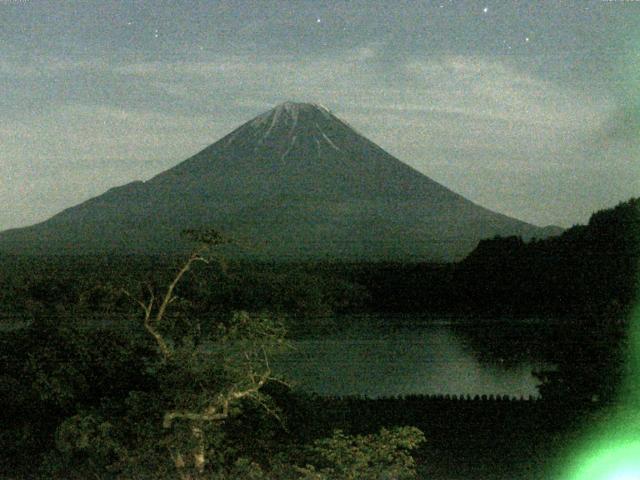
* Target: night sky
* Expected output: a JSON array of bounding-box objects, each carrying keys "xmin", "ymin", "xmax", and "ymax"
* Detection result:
[{"xmin": 1, "ymin": 0, "xmax": 638, "ymax": 231}]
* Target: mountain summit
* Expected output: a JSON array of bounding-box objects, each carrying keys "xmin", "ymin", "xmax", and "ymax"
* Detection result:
[{"xmin": 0, "ymin": 102, "xmax": 561, "ymax": 260}]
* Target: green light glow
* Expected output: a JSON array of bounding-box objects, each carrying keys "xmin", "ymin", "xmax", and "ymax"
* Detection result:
[
  {"xmin": 558, "ymin": 26, "xmax": 640, "ymax": 478},
  {"xmin": 560, "ymin": 232, "xmax": 640, "ymax": 475},
  {"xmin": 565, "ymin": 438, "xmax": 640, "ymax": 480},
  {"xmin": 558, "ymin": 309, "xmax": 640, "ymax": 480},
  {"xmin": 560, "ymin": 32, "xmax": 640, "ymax": 470}
]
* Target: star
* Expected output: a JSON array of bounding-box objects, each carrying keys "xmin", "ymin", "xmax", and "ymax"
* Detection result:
[
  {"xmin": 483, "ymin": 7, "xmax": 488, "ymax": 13},
  {"xmin": 525, "ymin": 37, "xmax": 530, "ymax": 42},
  {"xmin": 316, "ymin": 17, "xmax": 321, "ymax": 23}
]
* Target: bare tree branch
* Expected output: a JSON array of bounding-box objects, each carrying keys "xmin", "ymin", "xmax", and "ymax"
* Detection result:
[
  {"xmin": 155, "ymin": 249, "xmax": 207, "ymax": 327},
  {"xmin": 124, "ymin": 287, "xmax": 173, "ymax": 360},
  {"xmin": 163, "ymin": 366, "xmax": 273, "ymax": 429},
  {"xmin": 122, "ymin": 230, "xmax": 291, "ymax": 477}
]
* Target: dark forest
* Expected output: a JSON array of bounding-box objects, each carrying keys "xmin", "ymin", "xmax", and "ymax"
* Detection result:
[{"xmin": 0, "ymin": 198, "xmax": 637, "ymax": 479}]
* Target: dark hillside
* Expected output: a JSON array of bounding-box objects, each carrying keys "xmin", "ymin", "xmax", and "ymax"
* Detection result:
[{"xmin": 455, "ymin": 197, "xmax": 640, "ymax": 316}]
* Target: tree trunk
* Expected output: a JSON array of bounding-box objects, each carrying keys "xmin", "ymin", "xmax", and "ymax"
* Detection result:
[{"xmin": 192, "ymin": 426, "xmax": 206, "ymax": 474}]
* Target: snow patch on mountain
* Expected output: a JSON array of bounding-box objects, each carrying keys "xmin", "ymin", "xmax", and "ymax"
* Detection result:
[
  {"xmin": 281, "ymin": 135, "xmax": 297, "ymax": 160},
  {"xmin": 0, "ymin": 100, "xmax": 560, "ymax": 260},
  {"xmin": 316, "ymin": 123, "xmax": 340, "ymax": 151}
]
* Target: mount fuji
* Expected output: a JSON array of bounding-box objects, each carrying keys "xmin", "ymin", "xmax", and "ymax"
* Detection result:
[{"xmin": 0, "ymin": 102, "xmax": 561, "ymax": 260}]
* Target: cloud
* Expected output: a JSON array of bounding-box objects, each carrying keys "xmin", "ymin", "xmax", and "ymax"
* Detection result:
[
  {"xmin": 0, "ymin": 58, "xmax": 104, "ymax": 78},
  {"xmin": 1, "ymin": 105, "xmax": 216, "ymax": 169},
  {"xmin": 0, "ymin": 47, "xmax": 623, "ymax": 229},
  {"xmin": 109, "ymin": 49, "xmax": 609, "ymax": 133},
  {"xmin": 4, "ymin": 48, "xmax": 607, "ymax": 136},
  {"xmin": 0, "ymin": 104, "xmax": 228, "ymax": 229}
]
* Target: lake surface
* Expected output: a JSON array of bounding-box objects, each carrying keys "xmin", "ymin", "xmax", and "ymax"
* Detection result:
[
  {"xmin": 274, "ymin": 316, "xmax": 556, "ymax": 398},
  {"xmin": 1, "ymin": 313, "xmax": 557, "ymax": 399}
]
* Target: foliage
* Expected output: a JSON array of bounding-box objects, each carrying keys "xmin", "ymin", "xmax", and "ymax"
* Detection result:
[
  {"xmin": 455, "ymin": 197, "xmax": 639, "ymax": 317},
  {"xmin": 0, "ymin": 229, "xmax": 426, "ymax": 479},
  {"xmin": 185, "ymin": 427, "xmax": 425, "ymax": 480},
  {"xmin": 2, "ymin": 196, "xmax": 635, "ymax": 476},
  {"xmin": 1, "ymin": 198, "xmax": 637, "ymax": 323},
  {"xmin": 297, "ymin": 427, "xmax": 425, "ymax": 480},
  {"xmin": 533, "ymin": 318, "xmax": 628, "ymax": 403}
]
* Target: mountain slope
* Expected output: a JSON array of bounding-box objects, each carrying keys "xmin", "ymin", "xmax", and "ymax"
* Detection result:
[{"xmin": 0, "ymin": 102, "xmax": 562, "ymax": 260}]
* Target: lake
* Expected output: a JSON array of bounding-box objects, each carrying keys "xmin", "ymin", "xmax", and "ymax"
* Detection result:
[
  {"xmin": 274, "ymin": 315, "xmax": 556, "ymax": 398},
  {"xmin": 0, "ymin": 313, "xmax": 557, "ymax": 399}
]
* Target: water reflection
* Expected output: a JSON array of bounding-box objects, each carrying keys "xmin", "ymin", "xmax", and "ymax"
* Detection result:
[{"xmin": 274, "ymin": 316, "xmax": 554, "ymax": 398}]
